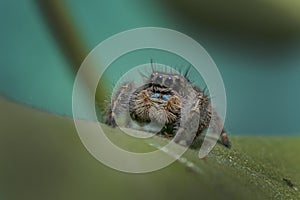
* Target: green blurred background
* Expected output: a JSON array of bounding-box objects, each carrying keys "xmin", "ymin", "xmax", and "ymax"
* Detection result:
[
  {"xmin": 1, "ymin": 0, "xmax": 300, "ymax": 135},
  {"xmin": 1, "ymin": 1, "xmax": 300, "ymax": 199}
]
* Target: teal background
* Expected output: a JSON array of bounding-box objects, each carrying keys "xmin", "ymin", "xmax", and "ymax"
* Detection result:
[{"xmin": 1, "ymin": 0, "xmax": 300, "ymax": 135}]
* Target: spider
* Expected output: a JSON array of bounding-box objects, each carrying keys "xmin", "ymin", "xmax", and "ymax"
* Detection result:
[{"xmin": 104, "ymin": 69, "xmax": 231, "ymax": 148}]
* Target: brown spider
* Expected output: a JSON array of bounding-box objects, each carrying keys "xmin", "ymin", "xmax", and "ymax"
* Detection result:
[{"xmin": 105, "ymin": 70, "xmax": 231, "ymax": 148}]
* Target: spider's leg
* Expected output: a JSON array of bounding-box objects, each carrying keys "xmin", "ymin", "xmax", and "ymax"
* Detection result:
[
  {"xmin": 173, "ymin": 98, "xmax": 201, "ymax": 146},
  {"xmin": 220, "ymin": 131, "xmax": 231, "ymax": 148},
  {"xmin": 105, "ymin": 82, "xmax": 136, "ymax": 127},
  {"xmin": 210, "ymin": 111, "xmax": 231, "ymax": 148},
  {"xmin": 194, "ymin": 88, "xmax": 231, "ymax": 148},
  {"xmin": 198, "ymin": 104, "xmax": 231, "ymax": 148}
]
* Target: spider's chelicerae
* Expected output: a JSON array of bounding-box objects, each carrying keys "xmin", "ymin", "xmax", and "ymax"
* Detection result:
[{"xmin": 105, "ymin": 70, "xmax": 231, "ymax": 148}]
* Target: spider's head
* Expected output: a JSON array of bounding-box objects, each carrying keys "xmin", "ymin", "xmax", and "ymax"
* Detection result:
[{"xmin": 129, "ymin": 72, "xmax": 186, "ymax": 126}]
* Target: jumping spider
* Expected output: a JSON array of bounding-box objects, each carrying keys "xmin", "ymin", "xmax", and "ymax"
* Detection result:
[{"xmin": 105, "ymin": 70, "xmax": 231, "ymax": 148}]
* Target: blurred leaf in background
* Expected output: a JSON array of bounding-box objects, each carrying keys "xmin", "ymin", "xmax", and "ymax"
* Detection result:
[{"xmin": 163, "ymin": 0, "xmax": 300, "ymax": 42}]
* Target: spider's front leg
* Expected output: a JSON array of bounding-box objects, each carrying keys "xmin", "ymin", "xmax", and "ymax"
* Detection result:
[
  {"xmin": 196, "ymin": 98, "xmax": 231, "ymax": 148},
  {"xmin": 173, "ymin": 98, "xmax": 201, "ymax": 146},
  {"xmin": 105, "ymin": 82, "xmax": 136, "ymax": 127}
]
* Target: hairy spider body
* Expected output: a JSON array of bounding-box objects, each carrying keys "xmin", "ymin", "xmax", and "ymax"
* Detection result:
[{"xmin": 105, "ymin": 71, "xmax": 231, "ymax": 148}]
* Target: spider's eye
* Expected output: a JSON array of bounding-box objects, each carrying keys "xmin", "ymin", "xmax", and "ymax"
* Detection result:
[
  {"xmin": 156, "ymin": 75, "xmax": 163, "ymax": 83},
  {"xmin": 165, "ymin": 76, "xmax": 173, "ymax": 86},
  {"xmin": 151, "ymin": 93, "xmax": 160, "ymax": 98},
  {"xmin": 162, "ymin": 94, "xmax": 169, "ymax": 101}
]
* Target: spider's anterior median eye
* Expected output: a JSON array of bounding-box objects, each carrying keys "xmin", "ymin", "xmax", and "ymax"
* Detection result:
[
  {"xmin": 151, "ymin": 93, "xmax": 160, "ymax": 98},
  {"xmin": 165, "ymin": 76, "xmax": 173, "ymax": 86},
  {"xmin": 162, "ymin": 94, "xmax": 169, "ymax": 101},
  {"xmin": 156, "ymin": 75, "xmax": 163, "ymax": 83}
]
